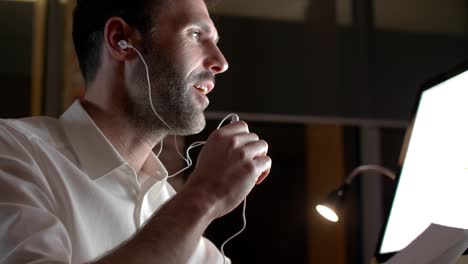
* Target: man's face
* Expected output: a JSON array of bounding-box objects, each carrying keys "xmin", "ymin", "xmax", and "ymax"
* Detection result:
[{"xmin": 126, "ymin": 0, "xmax": 229, "ymax": 136}]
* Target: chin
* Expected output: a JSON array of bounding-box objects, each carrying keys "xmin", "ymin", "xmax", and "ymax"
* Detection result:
[
  {"xmin": 178, "ymin": 113, "xmax": 206, "ymax": 136},
  {"xmin": 191, "ymin": 117, "xmax": 206, "ymax": 134}
]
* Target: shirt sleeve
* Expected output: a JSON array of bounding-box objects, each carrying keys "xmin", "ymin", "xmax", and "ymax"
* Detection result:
[
  {"xmin": 166, "ymin": 182, "xmax": 231, "ymax": 264},
  {"xmin": 0, "ymin": 124, "xmax": 72, "ymax": 264}
]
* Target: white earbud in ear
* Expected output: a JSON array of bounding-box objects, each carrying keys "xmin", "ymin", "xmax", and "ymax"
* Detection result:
[{"xmin": 117, "ymin": 40, "xmax": 131, "ymax": 50}]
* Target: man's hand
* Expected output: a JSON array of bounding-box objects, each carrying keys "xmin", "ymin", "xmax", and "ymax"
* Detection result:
[
  {"xmin": 183, "ymin": 120, "xmax": 272, "ymax": 219},
  {"xmin": 93, "ymin": 121, "xmax": 271, "ymax": 264}
]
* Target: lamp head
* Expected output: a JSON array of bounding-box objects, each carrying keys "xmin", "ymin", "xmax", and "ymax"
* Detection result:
[
  {"xmin": 315, "ymin": 183, "xmax": 349, "ymax": 222},
  {"xmin": 315, "ymin": 165, "xmax": 396, "ymax": 223},
  {"xmin": 316, "ymin": 205, "xmax": 339, "ymax": 222}
]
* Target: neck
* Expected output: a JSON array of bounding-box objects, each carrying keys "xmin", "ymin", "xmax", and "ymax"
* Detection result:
[{"xmin": 82, "ymin": 81, "xmax": 167, "ymax": 175}]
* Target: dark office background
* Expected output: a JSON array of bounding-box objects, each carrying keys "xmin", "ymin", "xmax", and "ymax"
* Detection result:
[{"xmin": 2, "ymin": 0, "xmax": 468, "ymax": 263}]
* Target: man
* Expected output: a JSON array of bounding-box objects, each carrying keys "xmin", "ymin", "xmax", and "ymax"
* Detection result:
[{"xmin": 0, "ymin": 0, "xmax": 271, "ymax": 263}]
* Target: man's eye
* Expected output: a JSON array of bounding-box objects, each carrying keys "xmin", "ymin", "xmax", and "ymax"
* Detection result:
[{"xmin": 191, "ymin": 31, "xmax": 201, "ymax": 40}]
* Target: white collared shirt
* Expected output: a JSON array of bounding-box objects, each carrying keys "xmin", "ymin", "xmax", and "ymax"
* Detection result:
[{"xmin": 0, "ymin": 101, "xmax": 228, "ymax": 264}]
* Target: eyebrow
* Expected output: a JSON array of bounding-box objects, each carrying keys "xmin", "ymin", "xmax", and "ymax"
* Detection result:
[{"xmin": 192, "ymin": 21, "xmax": 220, "ymax": 44}]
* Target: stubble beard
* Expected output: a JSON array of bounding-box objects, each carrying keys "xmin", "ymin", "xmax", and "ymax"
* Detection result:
[{"xmin": 124, "ymin": 45, "xmax": 207, "ymax": 137}]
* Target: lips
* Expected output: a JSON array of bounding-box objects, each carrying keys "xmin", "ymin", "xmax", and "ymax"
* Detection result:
[
  {"xmin": 194, "ymin": 84, "xmax": 208, "ymax": 94},
  {"xmin": 193, "ymin": 81, "xmax": 214, "ymax": 95}
]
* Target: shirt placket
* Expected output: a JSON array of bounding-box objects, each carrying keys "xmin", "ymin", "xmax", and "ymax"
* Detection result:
[{"xmin": 134, "ymin": 173, "xmax": 164, "ymax": 228}]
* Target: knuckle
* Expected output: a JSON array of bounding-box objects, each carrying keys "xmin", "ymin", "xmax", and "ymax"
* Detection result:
[
  {"xmin": 239, "ymin": 120, "xmax": 249, "ymax": 130},
  {"xmin": 250, "ymin": 133, "xmax": 259, "ymax": 140},
  {"xmin": 237, "ymin": 148, "xmax": 248, "ymax": 160},
  {"xmin": 243, "ymin": 162, "xmax": 257, "ymax": 174},
  {"xmin": 210, "ymin": 129, "xmax": 223, "ymax": 140},
  {"xmin": 228, "ymin": 136, "xmax": 238, "ymax": 149}
]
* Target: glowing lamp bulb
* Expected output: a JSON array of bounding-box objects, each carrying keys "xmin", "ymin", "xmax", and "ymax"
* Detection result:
[{"xmin": 315, "ymin": 205, "xmax": 339, "ymax": 222}]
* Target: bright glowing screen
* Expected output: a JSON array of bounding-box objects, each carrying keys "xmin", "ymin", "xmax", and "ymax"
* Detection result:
[{"xmin": 379, "ymin": 69, "xmax": 468, "ymax": 254}]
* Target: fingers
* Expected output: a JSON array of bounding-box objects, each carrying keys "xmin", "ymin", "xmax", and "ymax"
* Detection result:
[
  {"xmin": 239, "ymin": 140, "xmax": 270, "ymax": 184},
  {"xmin": 208, "ymin": 119, "xmax": 272, "ymax": 185},
  {"xmin": 254, "ymin": 155, "xmax": 272, "ymax": 184},
  {"xmin": 230, "ymin": 133, "xmax": 260, "ymax": 148},
  {"xmin": 224, "ymin": 121, "xmax": 270, "ymax": 184},
  {"xmin": 239, "ymin": 139, "xmax": 268, "ymax": 160},
  {"xmin": 216, "ymin": 120, "xmax": 249, "ymax": 136},
  {"xmin": 211, "ymin": 121, "xmax": 260, "ymax": 149}
]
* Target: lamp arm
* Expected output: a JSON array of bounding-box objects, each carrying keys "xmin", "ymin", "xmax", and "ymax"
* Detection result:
[{"xmin": 344, "ymin": 165, "xmax": 396, "ymax": 185}]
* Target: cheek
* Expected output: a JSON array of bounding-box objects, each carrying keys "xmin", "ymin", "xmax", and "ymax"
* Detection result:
[
  {"xmin": 126, "ymin": 62, "xmax": 147, "ymax": 97},
  {"xmin": 174, "ymin": 42, "xmax": 204, "ymax": 78}
]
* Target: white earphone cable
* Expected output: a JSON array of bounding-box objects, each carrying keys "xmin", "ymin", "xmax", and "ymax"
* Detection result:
[
  {"xmin": 128, "ymin": 42, "xmax": 247, "ymax": 263},
  {"xmin": 130, "ymin": 45, "xmax": 189, "ymax": 164}
]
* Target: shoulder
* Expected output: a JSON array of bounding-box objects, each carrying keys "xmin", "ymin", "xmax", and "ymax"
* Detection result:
[
  {"xmin": 0, "ymin": 117, "xmax": 72, "ymax": 210},
  {"xmin": 0, "ymin": 116, "xmax": 68, "ymax": 149}
]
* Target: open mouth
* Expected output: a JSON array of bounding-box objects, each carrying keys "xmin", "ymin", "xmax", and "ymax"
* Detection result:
[{"xmin": 194, "ymin": 84, "xmax": 209, "ymax": 95}]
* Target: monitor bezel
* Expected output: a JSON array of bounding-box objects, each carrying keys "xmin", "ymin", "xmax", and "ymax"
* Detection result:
[{"xmin": 374, "ymin": 60, "xmax": 468, "ymax": 263}]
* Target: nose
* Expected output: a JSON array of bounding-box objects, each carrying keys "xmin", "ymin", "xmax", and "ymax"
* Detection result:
[{"xmin": 204, "ymin": 44, "xmax": 229, "ymax": 74}]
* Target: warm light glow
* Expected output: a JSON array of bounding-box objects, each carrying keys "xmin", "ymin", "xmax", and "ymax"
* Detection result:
[
  {"xmin": 3, "ymin": 0, "xmax": 37, "ymax": 2},
  {"xmin": 315, "ymin": 205, "xmax": 339, "ymax": 222}
]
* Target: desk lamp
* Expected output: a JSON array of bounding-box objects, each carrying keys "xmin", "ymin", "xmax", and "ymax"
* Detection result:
[{"xmin": 315, "ymin": 165, "xmax": 396, "ymax": 222}]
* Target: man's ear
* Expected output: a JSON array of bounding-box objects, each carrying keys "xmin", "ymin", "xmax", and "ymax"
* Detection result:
[{"xmin": 104, "ymin": 17, "xmax": 137, "ymax": 61}]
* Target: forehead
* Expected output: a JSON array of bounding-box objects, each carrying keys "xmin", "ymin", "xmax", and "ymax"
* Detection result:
[{"xmin": 155, "ymin": 0, "xmax": 215, "ymax": 29}]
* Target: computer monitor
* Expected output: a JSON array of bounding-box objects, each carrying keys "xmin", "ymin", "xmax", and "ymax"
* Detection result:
[{"xmin": 375, "ymin": 62, "xmax": 468, "ymax": 262}]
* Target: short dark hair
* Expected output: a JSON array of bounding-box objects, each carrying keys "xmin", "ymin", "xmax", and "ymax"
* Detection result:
[
  {"xmin": 73, "ymin": 0, "xmax": 219, "ymax": 84},
  {"xmin": 72, "ymin": 0, "xmax": 168, "ymax": 83}
]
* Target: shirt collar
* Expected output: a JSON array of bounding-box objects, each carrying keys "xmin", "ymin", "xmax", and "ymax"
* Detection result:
[{"xmin": 59, "ymin": 100, "xmax": 127, "ymax": 180}]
